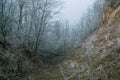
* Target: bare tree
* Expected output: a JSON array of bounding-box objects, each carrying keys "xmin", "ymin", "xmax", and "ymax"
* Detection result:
[
  {"xmin": 0, "ymin": 0, "xmax": 15, "ymax": 45},
  {"xmin": 34, "ymin": 0, "xmax": 62, "ymax": 52}
]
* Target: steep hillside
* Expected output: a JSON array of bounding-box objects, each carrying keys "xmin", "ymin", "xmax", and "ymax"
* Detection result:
[
  {"xmin": 28, "ymin": 2, "xmax": 120, "ymax": 80},
  {"xmin": 55, "ymin": 3, "xmax": 120, "ymax": 80}
]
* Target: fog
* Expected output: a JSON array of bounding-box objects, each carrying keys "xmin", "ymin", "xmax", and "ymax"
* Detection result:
[
  {"xmin": 0, "ymin": 0, "xmax": 102, "ymax": 55},
  {"xmin": 62, "ymin": 0, "xmax": 96, "ymax": 24}
]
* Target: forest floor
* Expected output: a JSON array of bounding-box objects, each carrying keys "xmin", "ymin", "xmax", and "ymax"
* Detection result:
[
  {"xmin": 30, "ymin": 9, "xmax": 120, "ymax": 80},
  {"xmin": 28, "ymin": 15, "xmax": 120, "ymax": 80}
]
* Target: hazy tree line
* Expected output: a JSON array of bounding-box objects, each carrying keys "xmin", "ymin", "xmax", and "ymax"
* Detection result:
[
  {"xmin": 70, "ymin": 0, "xmax": 105, "ymax": 48},
  {"xmin": 0, "ymin": 0, "xmax": 64, "ymax": 54},
  {"xmin": 0, "ymin": 0, "xmax": 105, "ymax": 57}
]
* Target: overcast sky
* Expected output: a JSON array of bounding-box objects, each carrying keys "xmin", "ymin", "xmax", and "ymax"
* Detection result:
[{"xmin": 61, "ymin": 0, "xmax": 96, "ymax": 24}]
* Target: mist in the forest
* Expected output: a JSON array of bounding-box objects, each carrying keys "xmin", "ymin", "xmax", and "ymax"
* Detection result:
[{"xmin": 62, "ymin": 0, "xmax": 96, "ymax": 24}]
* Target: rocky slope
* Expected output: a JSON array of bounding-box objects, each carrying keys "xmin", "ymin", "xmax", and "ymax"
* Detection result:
[
  {"xmin": 55, "ymin": 4, "xmax": 120, "ymax": 80},
  {"xmin": 30, "ymin": 3, "xmax": 120, "ymax": 80}
]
